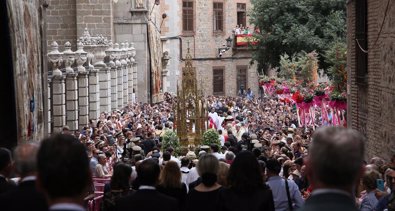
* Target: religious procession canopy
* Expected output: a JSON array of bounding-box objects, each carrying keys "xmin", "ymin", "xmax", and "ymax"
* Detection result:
[{"xmin": 175, "ymin": 44, "xmax": 206, "ymax": 147}]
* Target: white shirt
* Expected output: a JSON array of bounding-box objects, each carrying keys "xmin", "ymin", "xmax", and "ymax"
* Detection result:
[
  {"xmin": 219, "ymin": 135, "xmax": 225, "ymax": 146},
  {"xmin": 139, "ymin": 185, "xmax": 156, "ymax": 190},
  {"xmin": 212, "ymin": 152, "xmax": 225, "ymax": 160},
  {"xmin": 170, "ymin": 156, "xmax": 181, "ymax": 167},
  {"xmin": 180, "ymin": 166, "xmax": 190, "ymax": 185},
  {"xmin": 186, "ymin": 167, "xmax": 199, "ymax": 185},
  {"xmin": 50, "ymin": 203, "xmax": 85, "ymax": 211},
  {"xmin": 21, "ymin": 176, "xmax": 36, "ymax": 183}
]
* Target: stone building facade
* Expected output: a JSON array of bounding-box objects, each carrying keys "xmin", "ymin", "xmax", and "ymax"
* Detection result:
[
  {"xmin": 46, "ymin": 0, "xmax": 258, "ymax": 101},
  {"xmin": 347, "ymin": 0, "xmax": 395, "ymax": 160},
  {"xmin": 160, "ymin": 0, "xmax": 258, "ymax": 96}
]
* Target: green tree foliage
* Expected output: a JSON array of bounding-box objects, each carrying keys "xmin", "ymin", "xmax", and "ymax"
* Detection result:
[
  {"xmin": 279, "ymin": 53, "xmax": 297, "ymax": 80},
  {"xmin": 161, "ymin": 130, "xmax": 180, "ymax": 154},
  {"xmin": 250, "ymin": 0, "xmax": 346, "ymax": 72},
  {"xmin": 324, "ymin": 41, "xmax": 347, "ymax": 92},
  {"xmin": 202, "ymin": 129, "xmax": 220, "ymax": 148}
]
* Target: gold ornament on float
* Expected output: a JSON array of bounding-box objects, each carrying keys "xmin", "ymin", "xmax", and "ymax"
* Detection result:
[{"xmin": 175, "ymin": 42, "xmax": 207, "ymax": 147}]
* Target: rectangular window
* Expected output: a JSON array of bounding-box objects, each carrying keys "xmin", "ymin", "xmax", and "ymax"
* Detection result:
[
  {"xmin": 183, "ymin": 0, "xmax": 194, "ymax": 32},
  {"xmin": 213, "ymin": 68, "xmax": 224, "ymax": 95},
  {"xmin": 213, "ymin": 2, "xmax": 224, "ymax": 32},
  {"xmin": 237, "ymin": 67, "xmax": 247, "ymax": 93},
  {"xmin": 237, "ymin": 3, "xmax": 246, "ymax": 27}
]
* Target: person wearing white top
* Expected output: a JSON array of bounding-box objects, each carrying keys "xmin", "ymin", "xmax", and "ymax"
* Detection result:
[
  {"xmin": 186, "ymin": 167, "xmax": 199, "ymax": 185},
  {"xmin": 218, "ymin": 129, "xmax": 225, "ymax": 146}
]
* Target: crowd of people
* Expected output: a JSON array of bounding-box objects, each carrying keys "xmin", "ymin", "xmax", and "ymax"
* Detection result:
[
  {"xmin": 0, "ymin": 93, "xmax": 394, "ymax": 211},
  {"xmin": 233, "ymin": 25, "xmax": 259, "ymax": 35}
]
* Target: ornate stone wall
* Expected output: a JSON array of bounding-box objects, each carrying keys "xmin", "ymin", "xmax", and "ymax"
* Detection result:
[
  {"xmin": 47, "ymin": 29, "xmax": 137, "ymax": 133},
  {"xmin": 347, "ymin": 0, "xmax": 395, "ymax": 160}
]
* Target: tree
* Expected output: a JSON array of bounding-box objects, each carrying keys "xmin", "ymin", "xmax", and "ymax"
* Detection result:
[
  {"xmin": 161, "ymin": 130, "xmax": 180, "ymax": 154},
  {"xmin": 202, "ymin": 129, "xmax": 220, "ymax": 148},
  {"xmin": 324, "ymin": 41, "xmax": 347, "ymax": 92},
  {"xmin": 250, "ymin": 0, "xmax": 346, "ymax": 72}
]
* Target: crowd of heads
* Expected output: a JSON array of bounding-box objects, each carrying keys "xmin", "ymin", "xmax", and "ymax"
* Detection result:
[{"xmin": 1, "ymin": 93, "xmax": 395, "ymax": 211}]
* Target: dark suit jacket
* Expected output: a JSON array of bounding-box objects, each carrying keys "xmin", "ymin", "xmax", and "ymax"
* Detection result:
[
  {"xmin": 217, "ymin": 187, "xmax": 275, "ymax": 211},
  {"xmin": 0, "ymin": 180, "xmax": 48, "ymax": 211},
  {"xmin": 0, "ymin": 177, "xmax": 16, "ymax": 195},
  {"xmin": 116, "ymin": 189, "xmax": 179, "ymax": 211},
  {"xmin": 297, "ymin": 192, "xmax": 358, "ymax": 211}
]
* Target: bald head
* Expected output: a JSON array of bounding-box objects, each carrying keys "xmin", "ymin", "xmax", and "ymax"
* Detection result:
[
  {"xmin": 308, "ymin": 127, "xmax": 365, "ymax": 189},
  {"xmin": 14, "ymin": 143, "xmax": 39, "ymax": 178}
]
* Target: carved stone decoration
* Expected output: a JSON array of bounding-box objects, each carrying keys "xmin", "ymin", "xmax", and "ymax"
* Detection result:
[
  {"xmin": 135, "ymin": 0, "xmax": 145, "ymax": 8},
  {"xmin": 79, "ymin": 28, "xmax": 109, "ymax": 68},
  {"xmin": 75, "ymin": 41, "xmax": 88, "ymax": 73},
  {"xmin": 104, "ymin": 42, "xmax": 116, "ymax": 68},
  {"xmin": 113, "ymin": 43, "xmax": 122, "ymax": 67},
  {"xmin": 162, "ymin": 51, "xmax": 170, "ymax": 67},
  {"xmin": 125, "ymin": 41, "xmax": 131, "ymax": 64},
  {"xmin": 175, "ymin": 45, "xmax": 206, "ymax": 146},
  {"xmin": 48, "ymin": 41, "xmax": 63, "ymax": 76},
  {"xmin": 63, "ymin": 42, "xmax": 75, "ymax": 74},
  {"xmin": 130, "ymin": 43, "xmax": 136, "ymax": 63},
  {"xmin": 79, "ymin": 28, "xmax": 110, "ymax": 46}
]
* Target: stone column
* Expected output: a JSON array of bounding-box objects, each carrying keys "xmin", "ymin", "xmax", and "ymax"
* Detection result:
[
  {"xmin": 51, "ymin": 75, "xmax": 66, "ymax": 133},
  {"xmin": 162, "ymin": 51, "xmax": 170, "ymax": 93},
  {"xmin": 75, "ymin": 41, "xmax": 89, "ymax": 128},
  {"xmin": 48, "ymin": 41, "xmax": 65, "ymax": 133},
  {"xmin": 63, "ymin": 42, "xmax": 78, "ymax": 131},
  {"xmin": 98, "ymin": 65, "xmax": 111, "ymax": 113},
  {"xmin": 65, "ymin": 73, "xmax": 78, "ymax": 131},
  {"xmin": 89, "ymin": 68, "xmax": 100, "ymax": 120},
  {"xmin": 121, "ymin": 43, "xmax": 129, "ymax": 107},
  {"xmin": 114, "ymin": 43, "xmax": 123, "ymax": 108},
  {"xmin": 48, "ymin": 78, "xmax": 52, "ymax": 134},
  {"xmin": 105, "ymin": 45, "xmax": 118, "ymax": 110},
  {"xmin": 130, "ymin": 43, "xmax": 137, "ymax": 103},
  {"xmin": 127, "ymin": 42, "xmax": 134, "ymax": 104}
]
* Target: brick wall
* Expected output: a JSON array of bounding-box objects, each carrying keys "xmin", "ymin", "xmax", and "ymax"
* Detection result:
[
  {"xmin": 46, "ymin": 0, "xmax": 77, "ymax": 47},
  {"xmin": 47, "ymin": 0, "xmax": 113, "ymax": 48},
  {"xmin": 76, "ymin": 0, "xmax": 113, "ymax": 41},
  {"xmin": 347, "ymin": 0, "xmax": 395, "ymax": 160}
]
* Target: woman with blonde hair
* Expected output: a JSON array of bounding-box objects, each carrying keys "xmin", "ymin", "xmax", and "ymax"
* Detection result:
[
  {"xmin": 157, "ymin": 161, "xmax": 187, "ymax": 209},
  {"xmin": 185, "ymin": 154, "xmax": 222, "ymax": 211}
]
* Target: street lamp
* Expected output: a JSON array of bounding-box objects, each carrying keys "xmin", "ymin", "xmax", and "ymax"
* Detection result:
[
  {"xmin": 226, "ymin": 36, "xmax": 233, "ymax": 48},
  {"xmin": 218, "ymin": 36, "xmax": 233, "ymax": 58}
]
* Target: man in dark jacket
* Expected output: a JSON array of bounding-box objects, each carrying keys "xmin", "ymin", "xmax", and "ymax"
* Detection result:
[
  {"xmin": 116, "ymin": 159, "xmax": 179, "ymax": 211},
  {"xmin": 0, "ymin": 143, "xmax": 47, "ymax": 211},
  {"xmin": 298, "ymin": 127, "xmax": 365, "ymax": 211},
  {"xmin": 37, "ymin": 134, "xmax": 92, "ymax": 211}
]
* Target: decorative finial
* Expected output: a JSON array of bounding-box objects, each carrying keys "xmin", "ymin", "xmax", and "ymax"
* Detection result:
[
  {"xmin": 51, "ymin": 41, "xmax": 59, "ymax": 52},
  {"xmin": 63, "ymin": 41, "xmax": 73, "ymax": 53},
  {"xmin": 77, "ymin": 41, "xmax": 84, "ymax": 50}
]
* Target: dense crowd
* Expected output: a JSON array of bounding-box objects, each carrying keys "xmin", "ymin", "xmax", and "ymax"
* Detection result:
[{"xmin": 0, "ymin": 93, "xmax": 394, "ymax": 211}]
